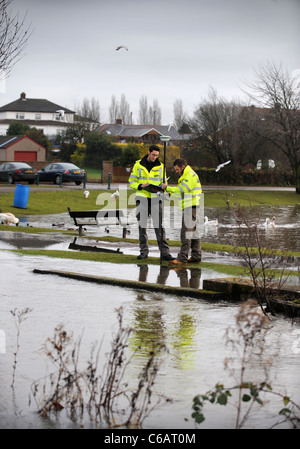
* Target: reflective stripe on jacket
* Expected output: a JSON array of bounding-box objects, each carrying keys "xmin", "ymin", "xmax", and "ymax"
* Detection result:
[
  {"xmin": 166, "ymin": 165, "xmax": 202, "ymax": 209},
  {"xmin": 129, "ymin": 159, "xmax": 166, "ymax": 198}
]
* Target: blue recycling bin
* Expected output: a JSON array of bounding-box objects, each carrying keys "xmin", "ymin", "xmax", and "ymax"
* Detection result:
[{"xmin": 13, "ymin": 184, "xmax": 30, "ymax": 209}]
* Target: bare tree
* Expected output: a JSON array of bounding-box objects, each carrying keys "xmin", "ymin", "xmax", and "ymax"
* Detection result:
[
  {"xmin": 243, "ymin": 61, "xmax": 300, "ymax": 193},
  {"xmin": 138, "ymin": 95, "xmax": 149, "ymax": 124},
  {"xmin": 76, "ymin": 97, "xmax": 101, "ymax": 123},
  {"xmin": 119, "ymin": 93, "xmax": 131, "ymax": 124},
  {"xmin": 189, "ymin": 87, "xmax": 244, "ymax": 166},
  {"xmin": 149, "ymin": 99, "xmax": 161, "ymax": 125},
  {"xmin": 0, "ymin": 0, "xmax": 31, "ymax": 80},
  {"xmin": 109, "ymin": 94, "xmax": 119, "ymax": 123},
  {"xmin": 173, "ymin": 98, "xmax": 187, "ymax": 130}
]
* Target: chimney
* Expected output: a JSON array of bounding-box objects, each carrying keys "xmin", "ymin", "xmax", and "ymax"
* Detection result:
[
  {"xmin": 20, "ymin": 92, "xmax": 26, "ymax": 101},
  {"xmin": 116, "ymin": 118, "xmax": 122, "ymax": 125}
]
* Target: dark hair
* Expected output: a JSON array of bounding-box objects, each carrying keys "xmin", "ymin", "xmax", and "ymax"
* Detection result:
[
  {"xmin": 149, "ymin": 145, "xmax": 160, "ymax": 153},
  {"xmin": 173, "ymin": 158, "xmax": 188, "ymax": 168}
]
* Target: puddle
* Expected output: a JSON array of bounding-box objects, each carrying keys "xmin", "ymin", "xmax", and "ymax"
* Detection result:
[{"xmin": 0, "ymin": 251, "xmax": 299, "ymax": 429}]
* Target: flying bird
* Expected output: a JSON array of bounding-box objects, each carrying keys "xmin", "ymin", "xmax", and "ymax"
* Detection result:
[
  {"xmin": 0, "ymin": 212, "xmax": 19, "ymax": 226},
  {"xmin": 116, "ymin": 46, "xmax": 128, "ymax": 51},
  {"xmin": 215, "ymin": 160, "xmax": 231, "ymax": 172}
]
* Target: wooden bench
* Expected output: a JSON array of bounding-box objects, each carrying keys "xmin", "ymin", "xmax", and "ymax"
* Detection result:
[{"xmin": 67, "ymin": 207, "xmax": 129, "ymax": 237}]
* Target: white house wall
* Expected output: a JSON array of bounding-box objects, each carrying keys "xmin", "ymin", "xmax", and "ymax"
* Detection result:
[{"xmin": 0, "ymin": 111, "xmax": 74, "ymax": 123}]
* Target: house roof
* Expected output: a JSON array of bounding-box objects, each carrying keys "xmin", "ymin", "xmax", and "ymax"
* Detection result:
[
  {"xmin": 0, "ymin": 136, "xmax": 22, "ymax": 148},
  {"xmin": 98, "ymin": 123, "xmax": 188, "ymax": 140},
  {"xmin": 0, "ymin": 135, "xmax": 46, "ymax": 149},
  {"xmin": 0, "ymin": 92, "xmax": 75, "ymax": 114}
]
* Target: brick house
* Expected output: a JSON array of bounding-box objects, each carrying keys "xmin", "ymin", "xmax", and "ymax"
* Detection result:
[{"xmin": 0, "ymin": 135, "xmax": 46, "ymax": 167}]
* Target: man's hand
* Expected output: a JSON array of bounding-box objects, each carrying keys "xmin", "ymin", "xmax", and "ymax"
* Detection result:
[{"xmin": 161, "ymin": 183, "xmax": 167, "ymax": 190}]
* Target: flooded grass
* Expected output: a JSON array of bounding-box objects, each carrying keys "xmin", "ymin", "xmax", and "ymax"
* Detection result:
[
  {"xmin": 2, "ymin": 225, "xmax": 299, "ymax": 258},
  {"xmin": 9, "ymin": 249, "xmax": 300, "ymax": 279}
]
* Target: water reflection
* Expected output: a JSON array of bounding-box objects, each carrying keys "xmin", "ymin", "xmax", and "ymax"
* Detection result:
[
  {"xmin": 137, "ymin": 264, "xmax": 201, "ymax": 291},
  {"xmin": 174, "ymin": 268, "xmax": 201, "ymax": 289},
  {"xmin": 129, "ymin": 294, "xmax": 198, "ymax": 370},
  {"xmin": 0, "ymin": 231, "xmax": 66, "ymax": 249},
  {"xmin": 131, "ymin": 265, "xmax": 202, "ymax": 369}
]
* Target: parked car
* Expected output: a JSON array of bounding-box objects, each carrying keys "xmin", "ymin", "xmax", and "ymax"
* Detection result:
[
  {"xmin": 0, "ymin": 162, "xmax": 37, "ymax": 185},
  {"xmin": 38, "ymin": 163, "xmax": 86, "ymax": 185}
]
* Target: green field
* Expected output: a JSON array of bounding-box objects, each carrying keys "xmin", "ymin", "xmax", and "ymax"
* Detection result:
[{"xmin": 0, "ymin": 188, "xmax": 299, "ymax": 216}]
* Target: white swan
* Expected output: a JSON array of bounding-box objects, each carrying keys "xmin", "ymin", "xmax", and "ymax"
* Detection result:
[
  {"xmin": 204, "ymin": 216, "xmax": 218, "ymax": 226},
  {"xmin": 0, "ymin": 212, "xmax": 19, "ymax": 226},
  {"xmin": 264, "ymin": 216, "xmax": 276, "ymax": 228}
]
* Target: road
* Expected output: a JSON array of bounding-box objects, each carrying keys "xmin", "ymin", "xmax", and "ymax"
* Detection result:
[{"xmin": 0, "ymin": 182, "xmax": 296, "ymax": 193}]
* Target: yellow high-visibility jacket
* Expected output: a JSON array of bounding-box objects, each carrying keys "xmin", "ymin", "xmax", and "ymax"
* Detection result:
[
  {"xmin": 129, "ymin": 157, "xmax": 166, "ymax": 199},
  {"xmin": 166, "ymin": 165, "xmax": 202, "ymax": 210}
]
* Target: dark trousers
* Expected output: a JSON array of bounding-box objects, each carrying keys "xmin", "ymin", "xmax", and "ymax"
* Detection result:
[
  {"xmin": 136, "ymin": 196, "xmax": 170, "ymax": 257},
  {"xmin": 177, "ymin": 206, "xmax": 201, "ymax": 263}
]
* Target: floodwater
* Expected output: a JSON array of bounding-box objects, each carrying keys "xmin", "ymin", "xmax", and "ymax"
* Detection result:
[
  {"xmin": 0, "ymin": 201, "xmax": 300, "ymax": 429},
  {"xmin": 12, "ymin": 202, "xmax": 300, "ymax": 253}
]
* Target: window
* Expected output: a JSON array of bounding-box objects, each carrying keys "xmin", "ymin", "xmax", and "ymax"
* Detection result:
[
  {"xmin": 16, "ymin": 113, "xmax": 25, "ymax": 120},
  {"xmin": 35, "ymin": 113, "xmax": 41, "ymax": 120}
]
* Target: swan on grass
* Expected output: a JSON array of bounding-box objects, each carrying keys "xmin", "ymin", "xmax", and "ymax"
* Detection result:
[
  {"xmin": 111, "ymin": 188, "xmax": 119, "ymax": 200},
  {"xmin": 0, "ymin": 212, "xmax": 19, "ymax": 226}
]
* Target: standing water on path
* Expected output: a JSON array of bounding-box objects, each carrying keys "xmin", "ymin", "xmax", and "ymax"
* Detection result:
[{"xmin": 0, "ymin": 250, "xmax": 299, "ymax": 429}]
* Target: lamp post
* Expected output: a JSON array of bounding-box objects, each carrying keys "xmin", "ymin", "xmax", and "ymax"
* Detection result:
[
  {"xmin": 159, "ymin": 135, "xmax": 171, "ymax": 264},
  {"xmin": 160, "ymin": 135, "xmax": 171, "ymax": 183}
]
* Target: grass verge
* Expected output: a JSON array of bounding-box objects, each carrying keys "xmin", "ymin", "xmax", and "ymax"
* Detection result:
[
  {"xmin": 9, "ymin": 249, "xmax": 299, "ymax": 279},
  {"xmin": 0, "ymin": 188, "xmax": 299, "ymax": 216}
]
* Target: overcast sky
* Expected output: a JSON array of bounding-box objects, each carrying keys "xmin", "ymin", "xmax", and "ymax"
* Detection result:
[{"xmin": 1, "ymin": 0, "xmax": 300, "ymax": 124}]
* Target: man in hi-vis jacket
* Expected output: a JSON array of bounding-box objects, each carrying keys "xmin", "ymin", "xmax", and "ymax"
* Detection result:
[
  {"xmin": 129, "ymin": 145, "xmax": 174, "ymax": 261},
  {"xmin": 161, "ymin": 158, "xmax": 202, "ymax": 265}
]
